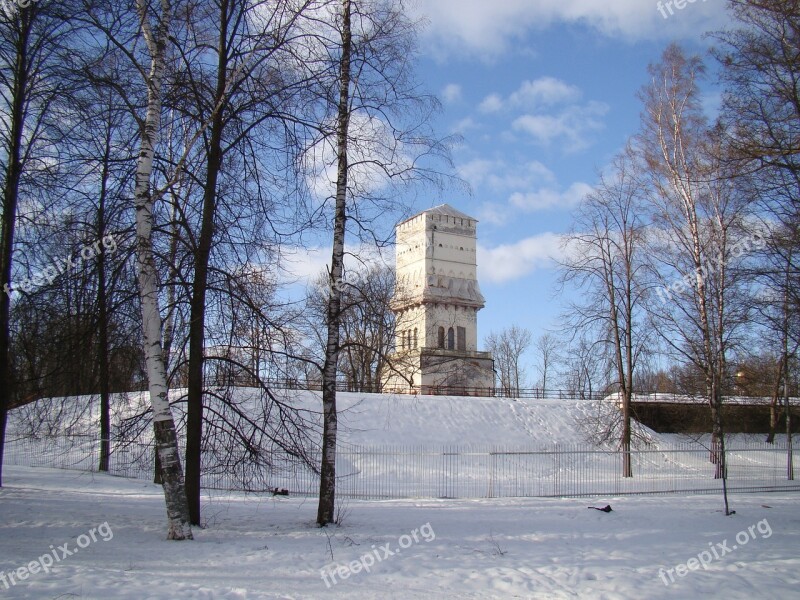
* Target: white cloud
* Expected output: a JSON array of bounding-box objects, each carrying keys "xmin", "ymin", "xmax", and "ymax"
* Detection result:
[
  {"xmin": 304, "ymin": 113, "xmax": 413, "ymax": 200},
  {"xmin": 472, "ymin": 79, "xmax": 607, "ymax": 152},
  {"xmin": 479, "ymin": 77, "xmax": 580, "ymax": 113},
  {"xmin": 456, "ymin": 158, "xmax": 592, "ymax": 217},
  {"xmin": 509, "ymin": 181, "xmax": 593, "ymax": 212},
  {"xmin": 278, "ymin": 246, "xmax": 331, "ymax": 286},
  {"xmin": 478, "ymin": 93, "xmax": 503, "ymax": 113},
  {"xmin": 457, "ymin": 158, "xmax": 555, "ymax": 192},
  {"xmin": 478, "ymin": 232, "xmax": 564, "ymax": 283},
  {"xmin": 441, "ymin": 83, "xmax": 462, "ymax": 103},
  {"xmin": 512, "ymin": 100, "xmax": 608, "ymax": 151},
  {"xmin": 280, "ymin": 244, "xmax": 393, "ymax": 286},
  {"xmin": 452, "ymin": 116, "xmax": 478, "ymax": 134},
  {"xmin": 476, "ymin": 202, "xmax": 510, "ymax": 226},
  {"xmin": 509, "ymin": 77, "xmax": 581, "ymax": 108},
  {"xmin": 412, "ymin": 0, "xmax": 729, "ymax": 59}
]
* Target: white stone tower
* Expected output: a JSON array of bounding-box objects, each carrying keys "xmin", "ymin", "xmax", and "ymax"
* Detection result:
[{"xmin": 384, "ymin": 204, "xmax": 494, "ymax": 395}]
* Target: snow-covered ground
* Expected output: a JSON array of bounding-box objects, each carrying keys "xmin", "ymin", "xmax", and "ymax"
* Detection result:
[
  {"xmin": 7, "ymin": 390, "xmax": 798, "ymax": 500},
  {"xmin": 9, "ymin": 388, "xmax": 790, "ymax": 448},
  {"xmin": 7, "ymin": 389, "xmax": 606, "ymax": 447},
  {"xmin": 0, "ymin": 465, "xmax": 798, "ymax": 599}
]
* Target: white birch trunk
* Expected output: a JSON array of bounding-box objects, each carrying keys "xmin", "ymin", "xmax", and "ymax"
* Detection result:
[
  {"xmin": 317, "ymin": 0, "xmax": 351, "ymax": 526},
  {"xmin": 134, "ymin": 0, "xmax": 192, "ymax": 541}
]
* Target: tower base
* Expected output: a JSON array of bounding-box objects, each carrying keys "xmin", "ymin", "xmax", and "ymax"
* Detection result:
[{"xmin": 383, "ymin": 348, "xmax": 494, "ymax": 396}]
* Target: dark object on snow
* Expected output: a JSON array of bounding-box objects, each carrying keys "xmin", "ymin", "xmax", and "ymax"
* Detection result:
[
  {"xmin": 271, "ymin": 488, "xmax": 289, "ymax": 496},
  {"xmin": 588, "ymin": 505, "xmax": 612, "ymax": 512}
]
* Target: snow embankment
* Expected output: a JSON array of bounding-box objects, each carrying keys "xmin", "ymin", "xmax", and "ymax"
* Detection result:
[{"xmin": 8, "ymin": 388, "xmax": 639, "ymax": 448}]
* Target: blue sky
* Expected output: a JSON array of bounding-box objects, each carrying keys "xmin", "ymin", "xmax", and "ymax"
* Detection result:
[
  {"xmin": 288, "ymin": 0, "xmax": 733, "ymax": 370},
  {"xmin": 405, "ymin": 0, "xmax": 732, "ymax": 347}
]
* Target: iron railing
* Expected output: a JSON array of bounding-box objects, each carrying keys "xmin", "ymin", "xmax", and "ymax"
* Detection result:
[{"xmin": 6, "ymin": 435, "xmax": 798, "ymax": 499}]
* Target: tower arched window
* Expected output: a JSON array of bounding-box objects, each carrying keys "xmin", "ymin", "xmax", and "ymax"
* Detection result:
[
  {"xmin": 413, "ymin": 328, "xmax": 418, "ymax": 349},
  {"xmin": 437, "ymin": 326, "xmax": 445, "ymax": 349},
  {"xmin": 401, "ymin": 331, "xmax": 406, "ymax": 350},
  {"xmin": 447, "ymin": 327, "xmax": 455, "ymax": 350}
]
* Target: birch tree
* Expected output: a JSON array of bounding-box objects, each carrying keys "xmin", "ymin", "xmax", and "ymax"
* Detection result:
[
  {"xmin": 638, "ymin": 45, "xmax": 750, "ymax": 514},
  {"xmin": 315, "ymin": 0, "xmax": 352, "ymax": 527},
  {"xmin": 132, "ymin": 0, "xmax": 192, "ymax": 540},
  {"xmin": 312, "ymin": 0, "xmax": 452, "ymax": 525}
]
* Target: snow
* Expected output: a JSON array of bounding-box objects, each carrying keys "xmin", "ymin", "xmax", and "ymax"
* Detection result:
[
  {"xmin": 1, "ymin": 465, "xmax": 799, "ymax": 599},
  {"xmin": 313, "ymin": 392, "xmax": 604, "ymax": 446},
  {"xmin": 7, "ymin": 390, "xmax": 798, "ymax": 500},
  {"xmin": 6, "ymin": 389, "xmax": 623, "ymax": 447},
  {"xmin": 4, "ymin": 389, "xmax": 798, "ymax": 596}
]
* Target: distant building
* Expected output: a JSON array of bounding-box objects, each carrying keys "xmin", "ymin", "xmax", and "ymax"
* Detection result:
[{"xmin": 384, "ymin": 204, "xmax": 494, "ymax": 395}]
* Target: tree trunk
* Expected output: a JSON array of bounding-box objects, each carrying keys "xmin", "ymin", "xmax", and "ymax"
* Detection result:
[
  {"xmin": 185, "ymin": 0, "xmax": 230, "ymax": 527},
  {"xmin": 97, "ymin": 101, "xmax": 113, "ymax": 472},
  {"xmin": 710, "ymin": 378, "xmax": 730, "ymax": 515},
  {"xmin": 767, "ymin": 356, "xmax": 784, "ymax": 444},
  {"xmin": 782, "ymin": 252, "xmax": 793, "ymax": 480},
  {"xmin": 317, "ymin": 0, "xmax": 351, "ymax": 527},
  {"xmin": 134, "ymin": 0, "xmax": 192, "ymax": 540},
  {"xmin": 621, "ymin": 388, "xmax": 632, "ymax": 478},
  {"xmin": 785, "ymin": 319, "xmax": 794, "ymax": 481},
  {"xmin": 786, "ymin": 371, "xmax": 793, "ymax": 480},
  {"xmin": 0, "ymin": 10, "xmax": 32, "ymax": 487}
]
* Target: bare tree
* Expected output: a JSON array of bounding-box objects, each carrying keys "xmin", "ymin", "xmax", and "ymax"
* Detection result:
[
  {"xmin": 638, "ymin": 44, "xmax": 751, "ymax": 514},
  {"xmin": 714, "ymin": 0, "xmax": 800, "ymax": 479},
  {"xmin": 0, "ymin": 0, "xmax": 78, "ymax": 485},
  {"xmin": 316, "ymin": 0, "xmax": 353, "ymax": 526},
  {"xmin": 534, "ymin": 333, "xmax": 559, "ymax": 396},
  {"xmin": 558, "ymin": 149, "xmax": 649, "ymax": 476},
  {"xmin": 560, "ymin": 336, "xmax": 606, "ymax": 401},
  {"xmin": 714, "ymin": 0, "xmax": 800, "ymax": 203},
  {"xmin": 485, "ymin": 326, "xmax": 531, "ymax": 398},
  {"xmin": 176, "ymin": 0, "xmax": 315, "ymax": 527},
  {"xmin": 312, "ymin": 0, "xmax": 452, "ymax": 525},
  {"xmin": 305, "ymin": 265, "xmax": 396, "ymax": 392},
  {"xmin": 130, "ymin": 0, "xmax": 192, "ymax": 540}
]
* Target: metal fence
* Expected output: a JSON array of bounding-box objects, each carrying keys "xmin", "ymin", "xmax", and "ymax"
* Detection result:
[
  {"xmin": 176, "ymin": 376, "xmax": 798, "ymax": 402},
  {"xmin": 5, "ymin": 435, "xmax": 798, "ymax": 499}
]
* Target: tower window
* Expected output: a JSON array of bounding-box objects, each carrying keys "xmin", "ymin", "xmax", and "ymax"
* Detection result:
[
  {"xmin": 447, "ymin": 327, "xmax": 454, "ymax": 350},
  {"xmin": 413, "ymin": 328, "xmax": 418, "ymax": 349},
  {"xmin": 437, "ymin": 326, "xmax": 445, "ymax": 349},
  {"xmin": 457, "ymin": 326, "xmax": 466, "ymax": 351}
]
